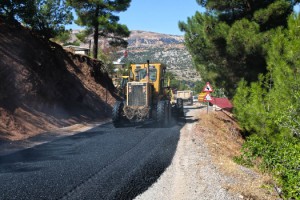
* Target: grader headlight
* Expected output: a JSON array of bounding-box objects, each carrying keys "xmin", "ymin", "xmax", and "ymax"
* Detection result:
[{"xmin": 128, "ymin": 85, "xmax": 132, "ymax": 93}]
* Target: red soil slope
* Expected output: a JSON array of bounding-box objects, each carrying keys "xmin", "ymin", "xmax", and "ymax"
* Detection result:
[{"xmin": 0, "ymin": 20, "xmax": 118, "ymax": 141}]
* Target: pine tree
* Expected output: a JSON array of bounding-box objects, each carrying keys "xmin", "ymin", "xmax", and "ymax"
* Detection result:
[
  {"xmin": 0, "ymin": 0, "xmax": 36, "ymax": 23},
  {"xmin": 234, "ymin": 13, "xmax": 300, "ymax": 137},
  {"xmin": 179, "ymin": 0, "xmax": 298, "ymax": 97},
  {"xmin": 0, "ymin": 0, "xmax": 73, "ymax": 39},
  {"xmin": 266, "ymin": 14, "xmax": 300, "ymax": 137},
  {"xmin": 29, "ymin": 0, "xmax": 73, "ymax": 39},
  {"xmin": 68, "ymin": 0, "xmax": 131, "ymax": 59}
]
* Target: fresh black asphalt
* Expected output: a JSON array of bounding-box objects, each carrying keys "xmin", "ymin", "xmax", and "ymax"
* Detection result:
[{"xmin": 0, "ymin": 121, "xmax": 184, "ymax": 200}]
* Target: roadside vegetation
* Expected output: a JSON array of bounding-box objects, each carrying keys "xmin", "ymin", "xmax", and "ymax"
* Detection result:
[
  {"xmin": 180, "ymin": 0, "xmax": 300, "ymax": 198},
  {"xmin": 233, "ymin": 15, "xmax": 300, "ymax": 198},
  {"xmin": 0, "ymin": 0, "xmax": 131, "ymax": 56},
  {"xmin": 0, "ymin": 0, "xmax": 73, "ymax": 39}
]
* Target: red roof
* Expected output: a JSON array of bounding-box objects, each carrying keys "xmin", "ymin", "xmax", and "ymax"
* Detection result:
[{"xmin": 210, "ymin": 97, "xmax": 233, "ymax": 111}]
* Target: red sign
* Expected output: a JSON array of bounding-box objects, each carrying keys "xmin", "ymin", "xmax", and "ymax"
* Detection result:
[
  {"xmin": 202, "ymin": 82, "xmax": 213, "ymax": 92},
  {"xmin": 204, "ymin": 93, "xmax": 212, "ymax": 102}
]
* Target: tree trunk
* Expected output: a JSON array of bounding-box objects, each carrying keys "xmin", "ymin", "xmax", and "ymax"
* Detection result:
[{"xmin": 93, "ymin": 5, "xmax": 100, "ymax": 59}]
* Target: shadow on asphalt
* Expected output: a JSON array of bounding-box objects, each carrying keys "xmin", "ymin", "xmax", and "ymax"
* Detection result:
[
  {"xmin": 185, "ymin": 105, "xmax": 206, "ymax": 110},
  {"xmin": 0, "ymin": 130, "xmax": 107, "ymax": 173},
  {"xmin": 185, "ymin": 118, "xmax": 199, "ymax": 123},
  {"xmin": 113, "ymin": 116, "xmax": 187, "ymax": 129}
]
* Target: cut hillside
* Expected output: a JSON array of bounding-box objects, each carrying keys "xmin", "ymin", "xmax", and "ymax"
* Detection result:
[{"xmin": 0, "ymin": 20, "xmax": 118, "ymax": 141}]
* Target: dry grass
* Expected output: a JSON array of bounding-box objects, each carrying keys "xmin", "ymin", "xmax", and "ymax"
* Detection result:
[{"xmin": 195, "ymin": 110, "xmax": 278, "ymax": 200}]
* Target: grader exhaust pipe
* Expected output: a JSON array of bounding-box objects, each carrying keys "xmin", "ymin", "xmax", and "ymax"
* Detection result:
[{"xmin": 146, "ymin": 60, "xmax": 150, "ymax": 83}]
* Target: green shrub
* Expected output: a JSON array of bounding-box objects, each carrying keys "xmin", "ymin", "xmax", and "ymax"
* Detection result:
[{"xmin": 236, "ymin": 135, "xmax": 300, "ymax": 198}]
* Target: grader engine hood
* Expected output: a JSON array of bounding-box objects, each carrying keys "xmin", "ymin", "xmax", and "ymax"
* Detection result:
[{"xmin": 124, "ymin": 82, "xmax": 152, "ymax": 121}]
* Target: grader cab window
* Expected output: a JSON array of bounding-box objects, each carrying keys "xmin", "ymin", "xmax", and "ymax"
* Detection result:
[
  {"xmin": 149, "ymin": 68, "xmax": 157, "ymax": 81},
  {"xmin": 136, "ymin": 67, "xmax": 157, "ymax": 82},
  {"xmin": 138, "ymin": 69, "xmax": 147, "ymax": 80}
]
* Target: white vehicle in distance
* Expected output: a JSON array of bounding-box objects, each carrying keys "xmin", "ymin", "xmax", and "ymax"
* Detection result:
[{"xmin": 192, "ymin": 96, "xmax": 198, "ymax": 103}]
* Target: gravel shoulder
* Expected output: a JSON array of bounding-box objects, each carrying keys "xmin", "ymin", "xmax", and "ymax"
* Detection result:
[{"xmin": 135, "ymin": 107, "xmax": 278, "ymax": 200}]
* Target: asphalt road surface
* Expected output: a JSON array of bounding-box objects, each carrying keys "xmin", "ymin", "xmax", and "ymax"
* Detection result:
[{"xmin": 0, "ymin": 120, "xmax": 184, "ymax": 200}]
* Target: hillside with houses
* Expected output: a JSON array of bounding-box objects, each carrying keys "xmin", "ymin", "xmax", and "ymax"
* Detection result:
[{"xmin": 67, "ymin": 30, "xmax": 201, "ymax": 82}]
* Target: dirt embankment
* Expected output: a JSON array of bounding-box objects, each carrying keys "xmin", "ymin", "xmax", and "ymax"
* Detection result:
[{"xmin": 0, "ymin": 21, "xmax": 119, "ymax": 141}]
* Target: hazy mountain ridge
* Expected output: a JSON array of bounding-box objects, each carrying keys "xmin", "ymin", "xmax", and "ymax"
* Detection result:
[
  {"xmin": 69, "ymin": 30, "xmax": 201, "ymax": 81},
  {"xmin": 128, "ymin": 30, "xmax": 184, "ymax": 47},
  {"xmin": 126, "ymin": 30, "xmax": 200, "ymax": 81}
]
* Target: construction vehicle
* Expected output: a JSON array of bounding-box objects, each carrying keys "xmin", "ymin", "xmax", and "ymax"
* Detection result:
[
  {"xmin": 112, "ymin": 61, "xmax": 184, "ymax": 127},
  {"xmin": 176, "ymin": 90, "xmax": 193, "ymax": 105}
]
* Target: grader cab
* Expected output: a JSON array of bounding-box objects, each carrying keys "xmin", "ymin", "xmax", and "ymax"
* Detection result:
[{"xmin": 112, "ymin": 61, "xmax": 184, "ymax": 127}]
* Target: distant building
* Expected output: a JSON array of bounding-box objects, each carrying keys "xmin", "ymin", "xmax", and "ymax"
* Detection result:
[{"xmin": 63, "ymin": 45, "xmax": 90, "ymax": 56}]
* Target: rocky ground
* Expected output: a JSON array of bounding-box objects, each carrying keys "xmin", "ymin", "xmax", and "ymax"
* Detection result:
[{"xmin": 135, "ymin": 106, "xmax": 278, "ymax": 200}]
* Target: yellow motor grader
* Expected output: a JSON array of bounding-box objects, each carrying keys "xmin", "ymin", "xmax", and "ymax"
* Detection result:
[{"xmin": 112, "ymin": 60, "xmax": 184, "ymax": 127}]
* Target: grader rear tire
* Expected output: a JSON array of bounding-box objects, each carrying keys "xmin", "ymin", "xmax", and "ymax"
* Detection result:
[
  {"xmin": 157, "ymin": 100, "xmax": 167, "ymax": 127},
  {"xmin": 112, "ymin": 101, "xmax": 124, "ymax": 128},
  {"xmin": 166, "ymin": 101, "xmax": 172, "ymax": 124},
  {"xmin": 176, "ymin": 98, "xmax": 184, "ymax": 117}
]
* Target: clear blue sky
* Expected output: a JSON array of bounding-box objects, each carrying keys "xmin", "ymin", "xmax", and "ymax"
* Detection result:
[
  {"xmin": 118, "ymin": 0, "xmax": 204, "ymax": 35},
  {"xmin": 67, "ymin": 0, "xmax": 204, "ymax": 35},
  {"xmin": 67, "ymin": 2, "xmax": 299, "ymax": 35}
]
